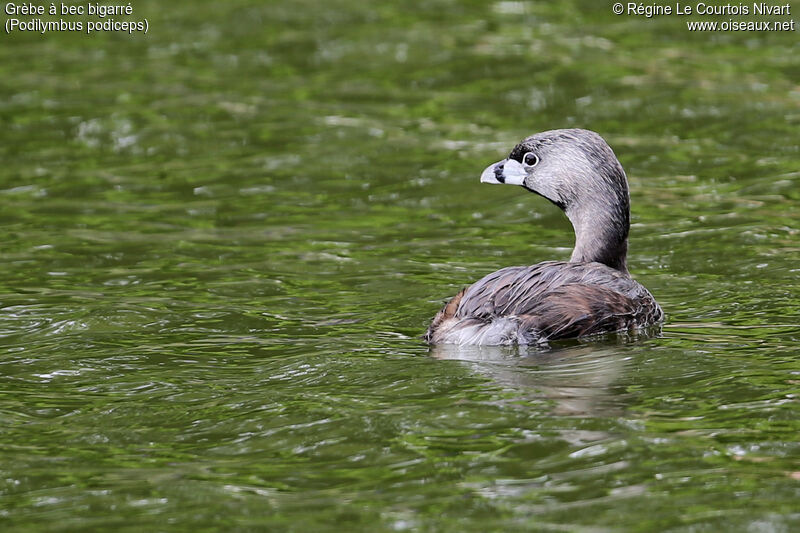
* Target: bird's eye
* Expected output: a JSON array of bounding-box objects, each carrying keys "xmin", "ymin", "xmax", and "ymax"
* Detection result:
[{"xmin": 522, "ymin": 152, "xmax": 539, "ymax": 167}]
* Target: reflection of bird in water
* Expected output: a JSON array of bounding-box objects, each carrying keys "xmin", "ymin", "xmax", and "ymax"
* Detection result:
[
  {"xmin": 430, "ymin": 342, "xmax": 643, "ymax": 449},
  {"xmin": 426, "ymin": 129, "xmax": 663, "ymax": 346}
]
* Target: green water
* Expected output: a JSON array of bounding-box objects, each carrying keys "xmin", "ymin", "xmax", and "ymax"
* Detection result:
[{"xmin": 1, "ymin": 1, "xmax": 799, "ymax": 531}]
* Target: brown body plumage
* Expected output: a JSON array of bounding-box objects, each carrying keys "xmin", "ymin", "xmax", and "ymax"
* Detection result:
[{"xmin": 425, "ymin": 129, "xmax": 663, "ymax": 345}]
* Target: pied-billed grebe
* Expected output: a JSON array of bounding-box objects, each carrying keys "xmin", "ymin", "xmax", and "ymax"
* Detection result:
[{"xmin": 425, "ymin": 128, "xmax": 663, "ymax": 345}]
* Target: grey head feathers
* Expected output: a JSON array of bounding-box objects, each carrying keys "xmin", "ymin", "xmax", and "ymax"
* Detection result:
[{"xmin": 481, "ymin": 128, "xmax": 630, "ymax": 273}]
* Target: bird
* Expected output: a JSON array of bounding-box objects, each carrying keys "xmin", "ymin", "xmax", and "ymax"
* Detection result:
[{"xmin": 425, "ymin": 128, "xmax": 663, "ymax": 345}]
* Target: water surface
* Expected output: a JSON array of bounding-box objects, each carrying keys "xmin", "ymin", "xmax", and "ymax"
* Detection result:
[{"xmin": 1, "ymin": 1, "xmax": 798, "ymax": 531}]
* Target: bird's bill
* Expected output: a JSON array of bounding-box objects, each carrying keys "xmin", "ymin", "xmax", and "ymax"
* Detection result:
[{"xmin": 480, "ymin": 158, "xmax": 527, "ymax": 186}]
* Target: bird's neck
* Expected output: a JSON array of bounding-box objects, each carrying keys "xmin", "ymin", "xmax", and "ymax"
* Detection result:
[{"xmin": 565, "ymin": 198, "xmax": 630, "ymax": 275}]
